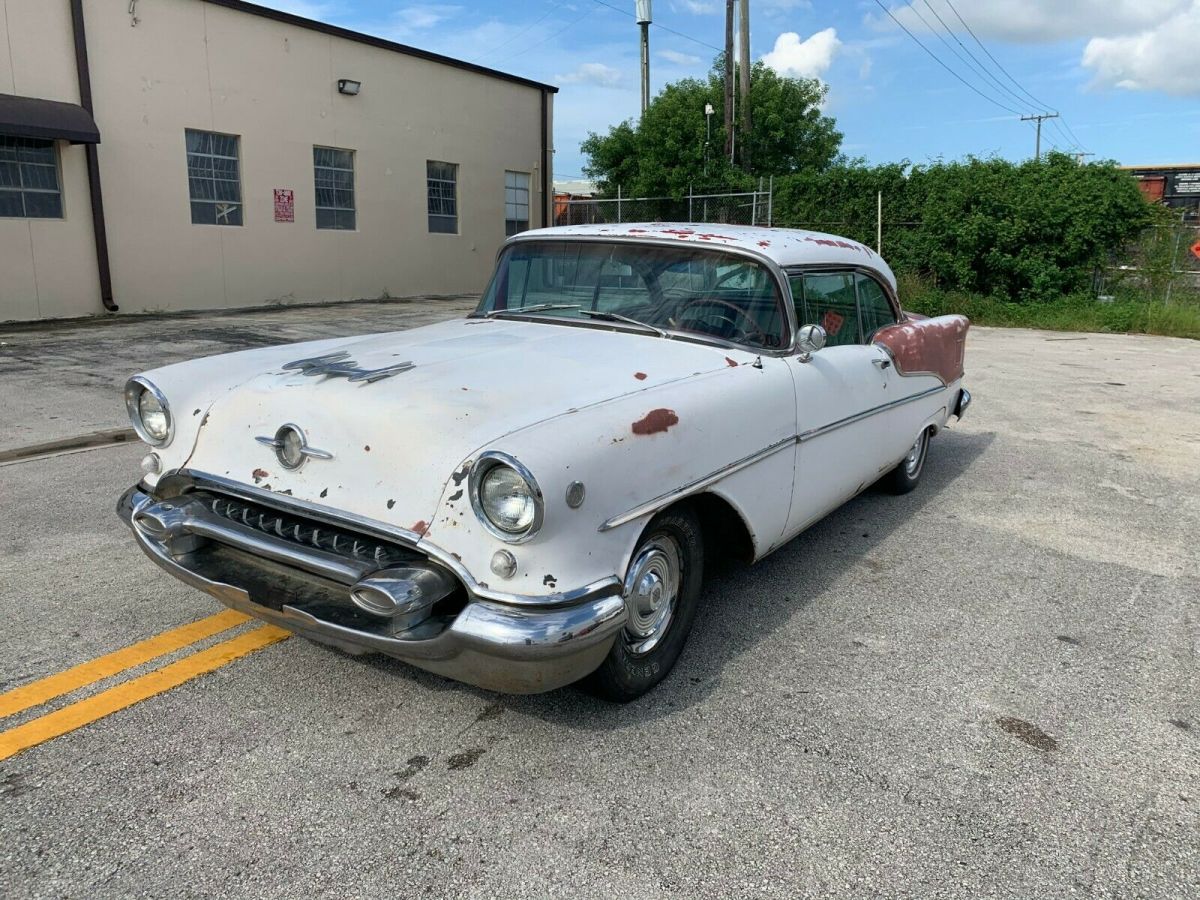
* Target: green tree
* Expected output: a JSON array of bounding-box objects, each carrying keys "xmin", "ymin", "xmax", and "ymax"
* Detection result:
[{"xmin": 581, "ymin": 59, "xmax": 841, "ymax": 198}]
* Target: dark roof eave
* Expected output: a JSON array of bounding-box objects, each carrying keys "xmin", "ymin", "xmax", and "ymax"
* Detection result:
[{"xmin": 202, "ymin": 0, "xmax": 559, "ymax": 94}]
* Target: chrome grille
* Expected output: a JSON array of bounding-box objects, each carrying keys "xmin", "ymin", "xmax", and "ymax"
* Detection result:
[{"xmin": 199, "ymin": 491, "xmax": 416, "ymax": 570}]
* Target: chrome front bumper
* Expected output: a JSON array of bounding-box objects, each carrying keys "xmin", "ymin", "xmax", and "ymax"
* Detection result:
[{"xmin": 117, "ymin": 485, "xmax": 626, "ymax": 693}]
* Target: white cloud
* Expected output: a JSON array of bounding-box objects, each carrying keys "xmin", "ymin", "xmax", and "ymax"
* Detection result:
[
  {"xmin": 254, "ymin": 1, "xmax": 336, "ymax": 18},
  {"xmin": 873, "ymin": 0, "xmax": 1189, "ymax": 44},
  {"xmin": 671, "ymin": 1, "xmax": 720, "ymax": 14},
  {"xmin": 659, "ymin": 49, "xmax": 702, "ymax": 67},
  {"xmin": 393, "ymin": 5, "xmax": 462, "ymax": 31},
  {"xmin": 557, "ymin": 62, "xmax": 625, "ymax": 87},
  {"xmin": 761, "ymin": 28, "xmax": 840, "ymax": 79},
  {"xmin": 1082, "ymin": 2, "xmax": 1200, "ymax": 95}
]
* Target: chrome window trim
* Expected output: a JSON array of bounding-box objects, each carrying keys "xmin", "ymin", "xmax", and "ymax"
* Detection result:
[
  {"xmin": 124, "ymin": 376, "xmax": 174, "ymax": 447},
  {"xmin": 599, "ymin": 384, "xmax": 945, "ymax": 532},
  {"xmin": 476, "ymin": 235, "xmax": 798, "ymax": 357},
  {"xmin": 468, "ymin": 450, "xmax": 545, "ymax": 544}
]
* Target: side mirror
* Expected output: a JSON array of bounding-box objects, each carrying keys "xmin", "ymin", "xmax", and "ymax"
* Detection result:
[{"xmin": 796, "ymin": 324, "xmax": 827, "ymax": 362}]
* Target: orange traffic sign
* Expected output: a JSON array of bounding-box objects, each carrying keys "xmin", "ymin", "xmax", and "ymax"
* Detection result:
[{"xmin": 1191, "ymin": 240, "xmax": 1200, "ymax": 261}]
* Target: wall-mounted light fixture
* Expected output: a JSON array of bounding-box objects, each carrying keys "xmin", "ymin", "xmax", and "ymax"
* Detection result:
[{"xmin": 337, "ymin": 79, "xmax": 361, "ymax": 96}]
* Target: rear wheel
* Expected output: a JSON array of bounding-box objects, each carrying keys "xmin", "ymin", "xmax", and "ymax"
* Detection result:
[
  {"xmin": 582, "ymin": 506, "xmax": 704, "ymax": 702},
  {"xmin": 883, "ymin": 428, "xmax": 931, "ymax": 495}
]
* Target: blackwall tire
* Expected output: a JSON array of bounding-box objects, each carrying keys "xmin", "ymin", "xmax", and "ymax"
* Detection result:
[
  {"xmin": 884, "ymin": 428, "xmax": 931, "ymax": 495},
  {"xmin": 582, "ymin": 505, "xmax": 704, "ymax": 702}
]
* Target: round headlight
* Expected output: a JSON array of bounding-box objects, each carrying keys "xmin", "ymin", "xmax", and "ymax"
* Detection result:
[
  {"xmin": 125, "ymin": 378, "xmax": 173, "ymax": 446},
  {"xmin": 469, "ymin": 452, "xmax": 544, "ymax": 543}
]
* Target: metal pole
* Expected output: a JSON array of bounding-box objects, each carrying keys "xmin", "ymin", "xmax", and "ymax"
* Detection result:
[
  {"xmin": 767, "ymin": 175, "xmax": 773, "ymax": 227},
  {"xmin": 738, "ymin": 0, "xmax": 751, "ymax": 171},
  {"xmin": 639, "ymin": 22, "xmax": 650, "ymax": 116},
  {"xmin": 689, "ymin": 184, "xmax": 694, "ymax": 223},
  {"xmin": 617, "ymin": 184, "xmax": 622, "ymax": 224},
  {"xmin": 723, "ymin": 0, "xmax": 734, "ymax": 163}
]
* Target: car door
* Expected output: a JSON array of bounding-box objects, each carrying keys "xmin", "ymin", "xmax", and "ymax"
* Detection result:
[{"xmin": 782, "ymin": 270, "xmax": 897, "ymax": 538}]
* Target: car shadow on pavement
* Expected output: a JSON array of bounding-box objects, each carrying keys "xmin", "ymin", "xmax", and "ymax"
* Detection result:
[{"xmin": 359, "ymin": 427, "xmax": 995, "ymax": 726}]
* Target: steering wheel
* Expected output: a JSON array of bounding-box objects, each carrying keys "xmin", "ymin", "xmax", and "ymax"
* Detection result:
[{"xmin": 674, "ymin": 296, "xmax": 767, "ymax": 345}]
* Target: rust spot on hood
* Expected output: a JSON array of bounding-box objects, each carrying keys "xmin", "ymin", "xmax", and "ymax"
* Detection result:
[
  {"xmin": 634, "ymin": 372, "xmax": 648, "ymax": 380},
  {"xmin": 724, "ymin": 356, "xmax": 738, "ymax": 367},
  {"xmin": 411, "ymin": 520, "xmax": 429, "ymax": 537},
  {"xmin": 632, "ymin": 408, "xmax": 679, "ymax": 436},
  {"xmin": 251, "ymin": 468, "xmax": 269, "ymax": 484}
]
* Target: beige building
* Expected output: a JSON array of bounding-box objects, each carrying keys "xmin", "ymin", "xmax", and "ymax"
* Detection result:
[{"xmin": 0, "ymin": 0, "xmax": 556, "ymax": 321}]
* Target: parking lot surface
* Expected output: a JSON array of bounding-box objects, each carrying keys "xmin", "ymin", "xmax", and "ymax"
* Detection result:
[{"xmin": 1, "ymin": 306, "xmax": 1198, "ymax": 898}]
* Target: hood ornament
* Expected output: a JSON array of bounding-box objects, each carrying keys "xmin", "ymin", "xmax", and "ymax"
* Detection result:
[{"xmin": 283, "ymin": 351, "xmax": 415, "ymax": 384}]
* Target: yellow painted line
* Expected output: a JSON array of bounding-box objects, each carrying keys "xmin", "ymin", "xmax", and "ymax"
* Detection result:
[
  {"xmin": 0, "ymin": 625, "xmax": 290, "ymax": 762},
  {"xmin": 0, "ymin": 609, "xmax": 251, "ymax": 720}
]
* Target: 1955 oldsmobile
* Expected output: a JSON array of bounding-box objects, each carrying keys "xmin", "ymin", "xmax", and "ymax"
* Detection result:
[{"xmin": 117, "ymin": 223, "xmax": 970, "ymax": 700}]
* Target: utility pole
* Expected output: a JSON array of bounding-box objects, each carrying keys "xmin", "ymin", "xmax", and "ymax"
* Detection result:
[
  {"xmin": 1021, "ymin": 112, "xmax": 1059, "ymax": 161},
  {"xmin": 636, "ymin": 1, "xmax": 652, "ymax": 117},
  {"xmin": 724, "ymin": 0, "xmax": 734, "ymax": 164},
  {"xmin": 1072, "ymin": 151, "xmax": 1095, "ymax": 164},
  {"xmin": 738, "ymin": 0, "xmax": 751, "ymax": 171}
]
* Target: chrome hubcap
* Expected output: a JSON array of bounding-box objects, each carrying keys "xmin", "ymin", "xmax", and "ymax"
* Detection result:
[
  {"xmin": 905, "ymin": 431, "xmax": 928, "ymax": 477},
  {"xmin": 622, "ymin": 535, "xmax": 682, "ymax": 656}
]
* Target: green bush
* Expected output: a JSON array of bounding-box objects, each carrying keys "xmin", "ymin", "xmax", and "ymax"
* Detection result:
[{"xmin": 772, "ymin": 155, "xmax": 1152, "ymax": 303}]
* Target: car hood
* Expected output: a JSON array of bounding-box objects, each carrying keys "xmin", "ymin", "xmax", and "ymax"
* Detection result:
[{"xmin": 178, "ymin": 317, "xmax": 744, "ymax": 532}]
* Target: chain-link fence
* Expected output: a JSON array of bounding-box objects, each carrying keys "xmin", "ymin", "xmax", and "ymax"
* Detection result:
[
  {"xmin": 1100, "ymin": 222, "xmax": 1200, "ymax": 302},
  {"xmin": 557, "ymin": 188, "xmax": 773, "ymax": 228}
]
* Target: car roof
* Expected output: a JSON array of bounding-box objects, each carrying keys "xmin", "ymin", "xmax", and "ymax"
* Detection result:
[{"xmin": 509, "ymin": 223, "xmax": 897, "ymax": 290}]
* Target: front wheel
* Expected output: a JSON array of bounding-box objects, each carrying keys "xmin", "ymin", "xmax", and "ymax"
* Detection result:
[
  {"xmin": 582, "ymin": 506, "xmax": 704, "ymax": 702},
  {"xmin": 883, "ymin": 428, "xmax": 931, "ymax": 495}
]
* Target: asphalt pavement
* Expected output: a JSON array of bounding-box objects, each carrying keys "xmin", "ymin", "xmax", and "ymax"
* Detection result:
[{"xmin": 0, "ymin": 306, "xmax": 1197, "ymax": 898}]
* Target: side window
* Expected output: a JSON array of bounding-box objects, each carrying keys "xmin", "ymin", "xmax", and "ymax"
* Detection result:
[
  {"xmin": 856, "ymin": 273, "xmax": 897, "ymax": 338},
  {"xmin": 792, "ymin": 272, "xmax": 860, "ymax": 346}
]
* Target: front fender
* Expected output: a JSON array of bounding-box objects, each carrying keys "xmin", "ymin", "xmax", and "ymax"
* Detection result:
[{"xmin": 419, "ymin": 353, "xmax": 798, "ymax": 599}]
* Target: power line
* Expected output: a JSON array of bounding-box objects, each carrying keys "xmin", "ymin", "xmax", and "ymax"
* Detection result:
[
  {"xmin": 589, "ymin": 0, "xmax": 723, "ymax": 53},
  {"xmin": 493, "ymin": 6, "xmax": 597, "ymax": 64},
  {"xmin": 940, "ymin": 0, "xmax": 1090, "ymax": 152},
  {"xmin": 871, "ymin": 0, "xmax": 1024, "ymax": 116},
  {"xmin": 919, "ymin": 0, "xmax": 1037, "ymax": 114},
  {"xmin": 475, "ymin": 3, "xmax": 564, "ymax": 63}
]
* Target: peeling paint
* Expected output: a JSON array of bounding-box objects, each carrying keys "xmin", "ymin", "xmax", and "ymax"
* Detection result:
[
  {"xmin": 387, "ymin": 499, "xmax": 396, "ymax": 509},
  {"xmin": 192, "ymin": 408, "xmax": 201, "ymax": 416},
  {"xmin": 320, "ymin": 488, "xmax": 328, "ymax": 498},
  {"xmin": 725, "ymin": 357, "xmax": 738, "ymax": 367},
  {"xmin": 632, "ymin": 408, "xmax": 679, "ymax": 436},
  {"xmin": 251, "ymin": 468, "xmax": 269, "ymax": 484},
  {"xmin": 411, "ymin": 520, "xmax": 429, "ymax": 536},
  {"xmin": 364, "ymin": 445, "xmax": 371, "ymax": 452},
  {"xmin": 634, "ymin": 372, "xmax": 648, "ymax": 380},
  {"xmin": 448, "ymin": 488, "xmax": 463, "ymax": 502},
  {"xmin": 542, "ymin": 574, "xmax": 557, "ymax": 587}
]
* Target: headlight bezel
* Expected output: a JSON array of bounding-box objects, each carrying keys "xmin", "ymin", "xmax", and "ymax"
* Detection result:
[
  {"xmin": 124, "ymin": 376, "xmax": 174, "ymax": 447},
  {"xmin": 468, "ymin": 451, "xmax": 544, "ymax": 544}
]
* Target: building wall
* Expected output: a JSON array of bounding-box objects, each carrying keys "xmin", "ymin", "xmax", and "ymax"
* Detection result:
[
  {"xmin": 0, "ymin": 0, "xmax": 101, "ymax": 320},
  {"xmin": 0, "ymin": 0, "xmax": 552, "ymax": 321}
]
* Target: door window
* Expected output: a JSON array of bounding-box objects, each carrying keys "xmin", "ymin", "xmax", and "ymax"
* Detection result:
[
  {"xmin": 790, "ymin": 272, "xmax": 860, "ymax": 346},
  {"xmin": 856, "ymin": 273, "xmax": 897, "ymax": 338}
]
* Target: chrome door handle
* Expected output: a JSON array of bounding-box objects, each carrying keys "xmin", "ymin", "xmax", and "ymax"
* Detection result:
[{"xmin": 872, "ymin": 357, "xmax": 891, "ymax": 369}]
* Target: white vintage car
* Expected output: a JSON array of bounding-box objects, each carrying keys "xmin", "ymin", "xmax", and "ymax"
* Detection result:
[{"xmin": 118, "ymin": 224, "xmax": 970, "ymax": 700}]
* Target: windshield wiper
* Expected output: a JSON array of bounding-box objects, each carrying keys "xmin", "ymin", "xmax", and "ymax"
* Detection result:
[
  {"xmin": 577, "ymin": 309, "xmax": 668, "ymax": 337},
  {"xmin": 485, "ymin": 303, "xmax": 580, "ymax": 319}
]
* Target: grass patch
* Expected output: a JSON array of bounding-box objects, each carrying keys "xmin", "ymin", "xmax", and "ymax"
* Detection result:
[{"xmin": 897, "ymin": 274, "xmax": 1200, "ymax": 340}]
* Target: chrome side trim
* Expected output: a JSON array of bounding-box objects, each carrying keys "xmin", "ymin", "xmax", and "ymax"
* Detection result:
[
  {"xmin": 797, "ymin": 385, "xmax": 944, "ymax": 443},
  {"xmin": 599, "ymin": 436, "xmax": 796, "ymax": 532},
  {"xmin": 599, "ymin": 384, "xmax": 947, "ymax": 532},
  {"xmin": 170, "ymin": 470, "xmax": 622, "ymax": 608}
]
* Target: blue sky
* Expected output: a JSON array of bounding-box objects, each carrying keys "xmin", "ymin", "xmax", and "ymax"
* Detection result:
[{"xmin": 260, "ymin": 1, "xmax": 1200, "ymax": 179}]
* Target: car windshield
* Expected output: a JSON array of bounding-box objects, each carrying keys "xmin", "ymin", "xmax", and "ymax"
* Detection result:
[{"xmin": 474, "ymin": 240, "xmax": 789, "ymax": 350}]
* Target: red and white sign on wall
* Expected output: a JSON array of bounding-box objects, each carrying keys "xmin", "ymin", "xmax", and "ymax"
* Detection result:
[{"xmin": 274, "ymin": 189, "xmax": 295, "ymax": 223}]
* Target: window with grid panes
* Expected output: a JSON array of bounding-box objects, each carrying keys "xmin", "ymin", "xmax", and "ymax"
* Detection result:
[
  {"xmin": 186, "ymin": 129, "xmax": 243, "ymax": 226},
  {"xmin": 314, "ymin": 146, "xmax": 355, "ymax": 230},
  {"xmin": 505, "ymin": 170, "xmax": 530, "ymax": 236},
  {"xmin": 0, "ymin": 137, "xmax": 63, "ymax": 219},
  {"xmin": 427, "ymin": 160, "xmax": 457, "ymax": 234}
]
